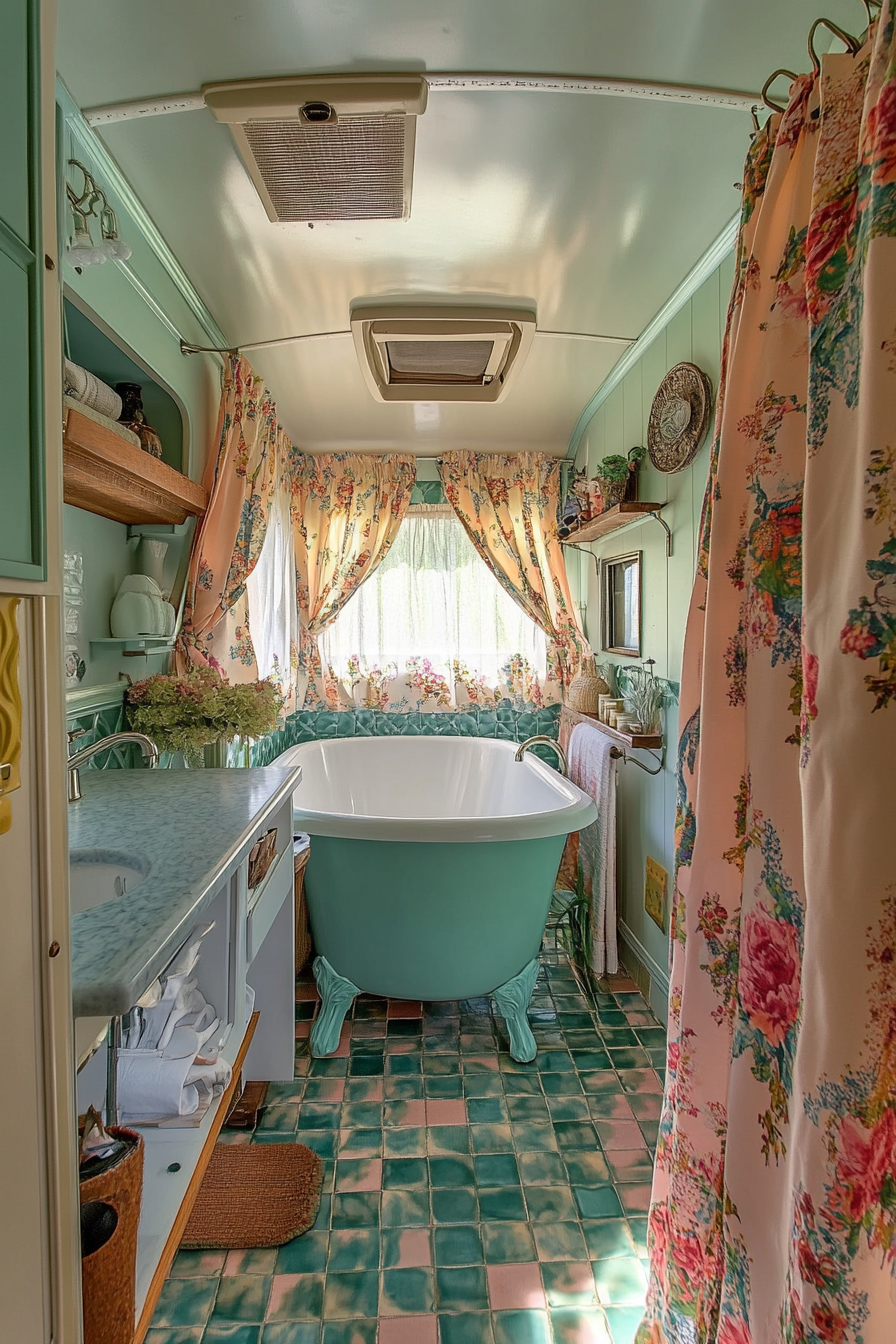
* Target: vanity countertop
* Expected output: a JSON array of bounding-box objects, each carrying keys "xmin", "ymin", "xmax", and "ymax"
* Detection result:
[{"xmin": 69, "ymin": 767, "xmax": 301, "ymax": 1017}]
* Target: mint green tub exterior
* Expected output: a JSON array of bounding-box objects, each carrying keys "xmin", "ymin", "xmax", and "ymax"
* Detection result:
[{"xmin": 275, "ymin": 737, "xmax": 597, "ymax": 1006}]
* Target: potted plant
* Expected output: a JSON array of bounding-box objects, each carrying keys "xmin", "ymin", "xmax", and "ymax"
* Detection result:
[
  {"xmin": 126, "ymin": 667, "xmax": 282, "ymax": 767},
  {"xmin": 595, "ymin": 445, "xmax": 646, "ymax": 509}
]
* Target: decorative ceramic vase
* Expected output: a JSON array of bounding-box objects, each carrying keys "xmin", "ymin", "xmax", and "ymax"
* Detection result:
[{"xmin": 116, "ymin": 382, "xmax": 163, "ymax": 459}]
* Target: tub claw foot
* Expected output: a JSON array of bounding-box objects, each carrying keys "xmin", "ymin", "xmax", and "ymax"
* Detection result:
[
  {"xmin": 492, "ymin": 956, "xmax": 540, "ymax": 1063},
  {"xmin": 310, "ymin": 955, "xmax": 360, "ymax": 1057}
]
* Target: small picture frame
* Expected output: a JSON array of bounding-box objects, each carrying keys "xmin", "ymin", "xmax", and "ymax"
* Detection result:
[{"xmin": 601, "ymin": 551, "xmax": 641, "ymax": 657}]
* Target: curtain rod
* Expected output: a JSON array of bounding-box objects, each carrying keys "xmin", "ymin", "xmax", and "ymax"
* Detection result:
[
  {"xmin": 179, "ymin": 328, "xmax": 633, "ymax": 356},
  {"xmin": 83, "ymin": 73, "xmax": 760, "ymax": 127}
]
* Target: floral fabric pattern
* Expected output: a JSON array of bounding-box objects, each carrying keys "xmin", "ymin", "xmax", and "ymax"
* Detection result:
[
  {"xmin": 640, "ymin": 13, "xmax": 896, "ymax": 1344},
  {"xmin": 177, "ymin": 354, "xmax": 285, "ymax": 684},
  {"xmin": 439, "ymin": 451, "xmax": 589, "ymax": 693}
]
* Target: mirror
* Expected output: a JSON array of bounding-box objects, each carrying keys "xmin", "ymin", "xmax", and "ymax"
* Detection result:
[{"xmin": 601, "ymin": 551, "xmax": 641, "ymax": 657}]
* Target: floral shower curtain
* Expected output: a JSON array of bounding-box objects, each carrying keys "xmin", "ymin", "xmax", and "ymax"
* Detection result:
[
  {"xmin": 177, "ymin": 355, "xmax": 284, "ymax": 682},
  {"xmin": 640, "ymin": 13, "xmax": 896, "ymax": 1344},
  {"xmin": 287, "ymin": 451, "xmax": 416, "ymax": 708},
  {"xmin": 439, "ymin": 451, "xmax": 588, "ymax": 694}
]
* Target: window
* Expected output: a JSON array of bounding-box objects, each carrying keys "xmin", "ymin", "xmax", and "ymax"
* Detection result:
[
  {"xmin": 319, "ymin": 509, "xmax": 547, "ymax": 699},
  {"xmin": 601, "ymin": 551, "xmax": 641, "ymax": 657}
]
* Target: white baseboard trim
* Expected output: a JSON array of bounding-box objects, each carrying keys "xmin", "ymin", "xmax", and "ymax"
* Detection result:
[{"xmin": 617, "ymin": 919, "xmax": 670, "ymax": 999}]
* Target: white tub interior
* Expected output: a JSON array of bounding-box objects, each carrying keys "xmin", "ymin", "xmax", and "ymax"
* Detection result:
[{"xmin": 277, "ymin": 736, "xmax": 597, "ymax": 842}]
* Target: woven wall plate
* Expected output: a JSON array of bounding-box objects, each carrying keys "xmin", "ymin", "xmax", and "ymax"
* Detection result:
[{"xmin": 647, "ymin": 362, "xmax": 713, "ymax": 473}]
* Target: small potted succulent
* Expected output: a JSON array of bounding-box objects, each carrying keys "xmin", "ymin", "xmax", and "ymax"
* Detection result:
[
  {"xmin": 595, "ymin": 446, "xmax": 646, "ymax": 509},
  {"xmin": 126, "ymin": 667, "xmax": 282, "ymax": 767}
]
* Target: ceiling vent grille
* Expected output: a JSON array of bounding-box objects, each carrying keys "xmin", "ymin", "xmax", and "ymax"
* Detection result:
[
  {"xmin": 350, "ymin": 306, "xmax": 537, "ymax": 403},
  {"xmin": 203, "ymin": 75, "xmax": 427, "ymax": 222}
]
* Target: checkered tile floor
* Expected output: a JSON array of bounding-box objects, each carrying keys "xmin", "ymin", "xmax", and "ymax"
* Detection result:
[{"xmin": 146, "ymin": 950, "xmax": 664, "ymax": 1344}]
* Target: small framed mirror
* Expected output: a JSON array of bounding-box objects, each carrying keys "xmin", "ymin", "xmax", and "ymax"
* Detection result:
[{"xmin": 601, "ymin": 551, "xmax": 641, "ymax": 657}]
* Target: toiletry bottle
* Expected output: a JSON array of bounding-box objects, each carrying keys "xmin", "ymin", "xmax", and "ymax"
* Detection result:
[{"xmin": 117, "ymin": 382, "xmax": 163, "ymax": 459}]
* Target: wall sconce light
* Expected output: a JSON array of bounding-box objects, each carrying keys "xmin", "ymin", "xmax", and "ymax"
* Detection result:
[{"xmin": 65, "ymin": 159, "xmax": 133, "ymax": 272}]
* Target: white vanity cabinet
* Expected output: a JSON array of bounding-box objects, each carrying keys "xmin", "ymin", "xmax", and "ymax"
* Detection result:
[{"xmin": 72, "ymin": 777, "xmax": 299, "ymax": 1343}]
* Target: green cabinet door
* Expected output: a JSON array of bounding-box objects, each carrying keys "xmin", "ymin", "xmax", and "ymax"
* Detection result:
[{"xmin": 0, "ymin": 0, "xmax": 44, "ymax": 581}]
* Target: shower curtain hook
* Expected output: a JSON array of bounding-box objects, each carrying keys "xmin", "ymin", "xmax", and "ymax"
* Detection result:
[
  {"xmin": 761, "ymin": 69, "xmax": 798, "ymax": 113},
  {"xmin": 808, "ymin": 18, "xmax": 862, "ymax": 75}
]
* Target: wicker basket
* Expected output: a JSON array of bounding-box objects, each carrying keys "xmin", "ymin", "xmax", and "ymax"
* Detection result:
[
  {"xmin": 248, "ymin": 828, "xmax": 277, "ymax": 888},
  {"xmin": 566, "ymin": 656, "xmax": 610, "ymax": 715},
  {"xmin": 79, "ymin": 1127, "xmax": 144, "ymax": 1344},
  {"xmin": 294, "ymin": 845, "xmax": 312, "ymax": 972}
]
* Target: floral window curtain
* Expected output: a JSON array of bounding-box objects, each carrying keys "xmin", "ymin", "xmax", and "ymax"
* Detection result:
[
  {"xmin": 438, "ymin": 451, "xmax": 588, "ymax": 694},
  {"xmin": 177, "ymin": 354, "xmax": 284, "ymax": 682},
  {"xmin": 317, "ymin": 506, "xmax": 552, "ymax": 710},
  {"xmin": 287, "ymin": 451, "xmax": 416, "ymax": 709},
  {"xmin": 640, "ymin": 14, "xmax": 896, "ymax": 1344}
]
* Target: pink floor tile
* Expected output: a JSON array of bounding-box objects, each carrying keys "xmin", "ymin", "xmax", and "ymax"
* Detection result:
[
  {"xmin": 294, "ymin": 1021, "xmax": 311, "ymax": 1039},
  {"xmin": 487, "ymin": 1262, "xmax": 547, "ymax": 1310},
  {"xmin": 336, "ymin": 1158, "xmax": 382, "ymax": 1191},
  {"xmin": 266, "ymin": 1274, "xmax": 302, "ymax": 1318},
  {"xmin": 464, "ymin": 1055, "xmax": 499, "ymax": 1072},
  {"xmin": 426, "ymin": 1099, "xmax": 467, "ymax": 1127},
  {"xmin": 606, "ymin": 1148, "xmax": 653, "ymax": 1177},
  {"xmin": 387, "ymin": 1000, "xmax": 423, "ymax": 1018},
  {"xmin": 385, "ymin": 1038, "xmax": 419, "ymax": 1054},
  {"xmin": 619, "ymin": 1183, "xmax": 653, "ymax": 1213},
  {"xmin": 594, "ymin": 1121, "xmax": 647, "ymax": 1150},
  {"xmin": 385, "ymin": 1099, "xmax": 427, "ymax": 1128},
  {"xmin": 378, "ymin": 1316, "xmax": 438, "ymax": 1344},
  {"xmin": 295, "ymin": 983, "xmax": 320, "ymax": 1001},
  {"xmin": 293, "ymin": 1056, "xmax": 311, "ymax": 1075},
  {"xmin": 392, "ymin": 1228, "xmax": 431, "ymax": 1268},
  {"xmin": 623, "ymin": 1069, "xmax": 664, "ymax": 1094},
  {"xmin": 331, "ymin": 1024, "xmax": 352, "ymax": 1059}
]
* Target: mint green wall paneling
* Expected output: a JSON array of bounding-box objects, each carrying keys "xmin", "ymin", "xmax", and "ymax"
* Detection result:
[
  {"xmin": 602, "ymin": 386, "xmax": 624, "ymax": 471},
  {"xmin": 0, "ymin": 1, "xmax": 29, "ymax": 243},
  {"xmin": 0, "ymin": 248, "xmax": 34, "ymax": 571},
  {"xmin": 665, "ymin": 303, "xmax": 692, "ymax": 370},
  {"xmin": 622, "ymin": 364, "xmax": 642, "ymax": 457}
]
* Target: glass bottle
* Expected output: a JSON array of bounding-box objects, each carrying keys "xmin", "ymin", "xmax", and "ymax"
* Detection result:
[{"xmin": 116, "ymin": 382, "xmax": 163, "ymax": 460}]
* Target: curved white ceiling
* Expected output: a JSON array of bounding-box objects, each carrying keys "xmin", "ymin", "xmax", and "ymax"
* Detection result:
[{"xmin": 57, "ymin": 0, "xmax": 860, "ymax": 455}]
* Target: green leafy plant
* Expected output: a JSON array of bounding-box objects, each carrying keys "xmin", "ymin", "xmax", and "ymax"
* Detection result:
[
  {"xmin": 127, "ymin": 667, "xmax": 282, "ymax": 765},
  {"xmin": 595, "ymin": 445, "xmax": 646, "ymax": 482}
]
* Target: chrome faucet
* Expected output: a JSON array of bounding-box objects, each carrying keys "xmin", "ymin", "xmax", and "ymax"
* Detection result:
[
  {"xmin": 514, "ymin": 736, "xmax": 569, "ymax": 777},
  {"xmin": 66, "ymin": 730, "xmax": 160, "ymax": 803}
]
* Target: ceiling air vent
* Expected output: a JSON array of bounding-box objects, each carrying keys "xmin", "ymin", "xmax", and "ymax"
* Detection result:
[
  {"xmin": 202, "ymin": 75, "xmax": 427, "ymax": 222},
  {"xmin": 350, "ymin": 306, "xmax": 537, "ymax": 404}
]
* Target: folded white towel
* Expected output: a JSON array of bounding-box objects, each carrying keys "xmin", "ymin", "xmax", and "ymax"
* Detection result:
[
  {"xmin": 116, "ymin": 1048, "xmax": 201, "ymax": 1117},
  {"xmin": 63, "ymin": 360, "xmax": 122, "ymax": 420},
  {"xmin": 567, "ymin": 722, "xmax": 619, "ymax": 977}
]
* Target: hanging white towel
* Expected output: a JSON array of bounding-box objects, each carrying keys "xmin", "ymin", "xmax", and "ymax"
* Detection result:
[{"xmin": 567, "ymin": 722, "xmax": 618, "ymax": 977}]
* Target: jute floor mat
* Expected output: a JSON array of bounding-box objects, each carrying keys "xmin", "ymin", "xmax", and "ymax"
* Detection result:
[{"xmin": 181, "ymin": 1142, "xmax": 322, "ymax": 1248}]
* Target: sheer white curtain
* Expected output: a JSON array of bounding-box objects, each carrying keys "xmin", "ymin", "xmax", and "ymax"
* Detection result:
[
  {"xmin": 319, "ymin": 509, "xmax": 548, "ymax": 707},
  {"xmin": 245, "ymin": 485, "xmax": 301, "ymax": 712}
]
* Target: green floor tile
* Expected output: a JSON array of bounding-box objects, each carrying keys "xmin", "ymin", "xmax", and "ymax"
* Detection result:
[
  {"xmin": 337, "ymin": 1128, "xmax": 383, "ymax": 1157},
  {"xmin": 470, "ymin": 1124, "xmax": 515, "ymax": 1153},
  {"xmin": 257, "ymin": 1105, "xmax": 299, "ymax": 1133},
  {"xmin": 426, "ymin": 1076, "xmax": 465, "ymax": 1099},
  {"xmin": 433, "ymin": 1224, "xmax": 484, "ymax": 1266},
  {"xmin": 424, "ymin": 1054, "xmax": 460, "ymax": 1075},
  {"xmin": 505, "ymin": 1096, "xmax": 550, "ymax": 1123},
  {"xmin": 384, "ymin": 1127, "xmax": 427, "ymax": 1157},
  {"xmin": 517, "ymin": 1150, "xmax": 567, "ymax": 1185},
  {"xmin": 331, "ymin": 1191, "xmax": 380, "ymax": 1228},
  {"xmin": 169, "ymin": 1250, "xmax": 226, "ymax": 1278},
  {"xmin": 580, "ymin": 1072, "xmax": 622, "ymax": 1097},
  {"xmin": 299, "ymin": 1131, "xmax": 338, "ymax": 1160},
  {"xmin": 581, "ymin": 1221, "xmax": 635, "ymax": 1261},
  {"xmin": 387, "ymin": 1054, "xmax": 422, "ymax": 1075},
  {"xmin": 429, "ymin": 1155, "xmax": 475, "ymax": 1187},
  {"xmin": 436, "ymin": 1265, "xmax": 489, "ymax": 1310},
  {"xmin": 381, "ymin": 1189, "xmax": 431, "ymax": 1227},
  {"xmin": 276, "ymin": 1231, "xmax": 329, "ymax": 1275},
  {"xmin": 463, "ymin": 1075, "xmax": 506, "ymax": 1098},
  {"xmin": 210, "ymin": 1276, "xmax": 271, "ymax": 1322},
  {"xmin": 428, "ymin": 1125, "xmax": 471, "ymax": 1155},
  {"xmin": 379, "ymin": 1266, "xmax": 436, "ymax": 1314},
  {"xmin": 320, "ymin": 1320, "xmax": 377, "ymax": 1344},
  {"xmin": 540, "ymin": 1260, "xmax": 597, "ymax": 1306},
  {"xmin": 492, "ymin": 1308, "xmax": 551, "ymax": 1344},
  {"xmin": 553, "ymin": 1121, "xmax": 599, "ymax": 1151},
  {"xmin": 261, "ymin": 1324, "xmax": 321, "ymax": 1344},
  {"xmin": 340, "ymin": 1103, "xmax": 382, "ymax": 1128},
  {"xmin": 298, "ymin": 1105, "xmax": 341, "ymax": 1130},
  {"xmin": 466, "ymin": 1096, "xmax": 509, "ymax": 1124},
  {"xmin": 592, "ymin": 1257, "xmax": 648, "ymax": 1306},
  {"xmin": 223, "ymin": 1250, "xmax": 277, "ymax": 1277},
  {"xmin": 349, "ymin": 1055, "xmax": 384, "ymax": 1077},
  {"xmin": 524, "ymin": 1185, "xmax": 579, "ymax": 1222},
  {"xmin": 438, "ymin": 1311, "xmax": 494, "ymax": 1344},
  {"xmin": 563, "ymin": 1152, "xmax": 612, "ymax": 1186},
  {"xmin": 626, "ymin": 1218, "xmax": 649, "ymax": 1257},
  {"xmin": 541, "ymin": 1073, "xmax": 586, "ymax": 1098},
  {"xmin": 144, "ymin": 1330, "xmax": 204, "ymax": 1344},
  {"xmin": 265, "ymin": 1274, "xmax": 324, "ymax": 1320},
  {"xmin": 477, "ymin": 1186, "xmax": 528, "ymax": 1221},
  {"xmin": 535, "ymin": 1051, "xmax": 574, "ymax": 1073},
  {"xmin": 550, "ymin": 1307, "xmax": 612, "ymax": 1344},
  {"xmin": 383, "ymin": 1157, "xmax": 429, "ymax": 1189},
  {"xmin": 150, "ymin": 1278, "xmax": 218, "ymax": 1328},
  {"xmin": 432, "ymin": 1187, "xmax": 480, "ymax": 1224},
  {"xmin": 474, "ymin": 1153, "xmax": 520, "ymax": 1187},
  {"xmin": 309, "ymin": 1058, "xmax": 349, "ymax": 1077},
  {"xmin": 533, "ymin": 1222, "xmax": 588, "ymax": 1262},
  {"xmin": 573, "ymin": 1187, "xmax": 623, "ymax": 1220},
  {"xmin": 481, "ymin": 1221, "xmax": 538, "ymax": 1264},
  {"xmin": 327, "ymin": 1228, "xmax": 380, "ymax": 1272},
  {"xmin": 511, "ymin": 1123, "xmax": 559, "ymax": 1153},
  {"xmin": 502, "ymin": 1075, "xmax": 541, "ymax": 1095},
  {"xmin": 604, "ymin": 1306, "xmax": 645, "ymax": 1344},
  {"xmin": 203, "ymin": 1326, "xmax": 262, "ymax": 1344},
  {"xmin": 322, "ymin": 1270, "xmax": 379, "ymax": 1319}
]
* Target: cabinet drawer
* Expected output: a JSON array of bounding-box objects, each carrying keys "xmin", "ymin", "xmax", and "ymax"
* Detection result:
[{"xmin": 246, "ymin": 842, "xmax": 293, "ymax": 964}]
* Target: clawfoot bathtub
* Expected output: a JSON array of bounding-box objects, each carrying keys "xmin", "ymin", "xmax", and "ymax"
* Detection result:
[{"xmin": 274, "ymin": 736, "xmax": 596, "ymax": 1061}]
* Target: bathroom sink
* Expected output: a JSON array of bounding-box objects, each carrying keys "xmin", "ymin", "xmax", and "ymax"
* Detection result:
[{"xmin": 69, "ymin": 848, "xmax": 151, "ymax": 915}]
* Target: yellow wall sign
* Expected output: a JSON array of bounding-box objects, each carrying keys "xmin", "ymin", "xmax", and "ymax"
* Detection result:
[
  {"xmin": 645, "ymin": 856, "xmax": 668, "ymax": 932},
  {"xmin": 0, "ymin": 597, "xmax": 23, "ymax": 835}
]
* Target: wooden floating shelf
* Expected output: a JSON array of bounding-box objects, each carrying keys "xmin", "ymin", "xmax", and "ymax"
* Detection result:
[
  {"xmin": 560, "ymin": 502, "xmax": 664, "ymax": 546},
  {"xmin": 561, "ymin": 703, "xmax": 663, "ymax": 751},
  {"xmin": 63, "ymin": 405, "xmax": 208, "ymax": 526}
]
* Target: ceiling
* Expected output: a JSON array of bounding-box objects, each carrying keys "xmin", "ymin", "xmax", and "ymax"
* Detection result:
[{"xmin": 56, "ymin": 0, "xmax": 860, "ymax": 456}]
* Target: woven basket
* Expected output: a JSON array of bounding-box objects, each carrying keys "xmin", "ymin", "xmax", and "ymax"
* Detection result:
[
  {"xmin": 566, "ymin": 656, "xmax": 610, "ymax": 715},
  {"xmin": 79, "ymin": 1127, "xmax": 144, "ymax": 1344},
  {"xmin": 595, "ymin": 475, "xmax": 629, "ymax": 508},
  {"xmin": 248, "ymin": 828, "xmax": 277, "ymax": 888},
  {"xmin": 295, "ymin": 846, "xmax": 312, "ymax": 972}
]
